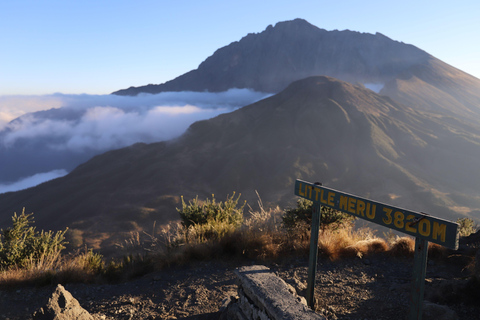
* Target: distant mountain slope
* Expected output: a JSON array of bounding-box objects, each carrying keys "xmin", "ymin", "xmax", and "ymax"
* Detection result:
[
  {"xmin": 113, "ymin": 19, "xmax": 430, "ymax": 95},
  {"xmin": 381, "ymin": 58, "xmax": 480, "ymax": 118},
  {"xmin": 113, "ymin": 19, "xmax": 480, "ymax": 123},
  {"xmin": 3, "ymin": 77, "xmax": 480, "ymax": 242}
]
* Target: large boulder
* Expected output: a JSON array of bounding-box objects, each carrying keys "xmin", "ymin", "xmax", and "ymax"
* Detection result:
[{"xmin": 33, "ymin": 284, "xmax": 93, "ymax": 320}]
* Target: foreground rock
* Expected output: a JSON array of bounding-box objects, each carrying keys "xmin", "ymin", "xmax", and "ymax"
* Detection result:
[
  {"xmin": 33, "ymin": 284, "xmax": 94, "ymax": 320},
  {"xmin": 222, "ymin": 265, "xmax": 324, "ymax": 320}
]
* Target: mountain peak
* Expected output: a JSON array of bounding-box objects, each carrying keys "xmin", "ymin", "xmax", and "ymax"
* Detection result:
[
  {"xmin": 271, "ymin": 18, "xmax": 319, "ymax": 30},
  {"xmin": 112, "ymin": 19, "xmax": 429, "ymax": 96}
]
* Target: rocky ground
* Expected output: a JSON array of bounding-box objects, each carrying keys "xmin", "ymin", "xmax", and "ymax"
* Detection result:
[{"xmin": 0, "ymin": 248, "xmax": 478, "ymax": 319}]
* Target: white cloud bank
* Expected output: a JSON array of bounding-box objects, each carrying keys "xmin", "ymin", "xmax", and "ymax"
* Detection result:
[
  {"xmin": 1, "ymin": 89, "xmax": 270, "ymax": 151},
  {"xmin": 3, "ymin": 104, "xmax": 229, "ymax": 151},
  {"xmin": 0, "ymin": 89, "xmax": 271, "ymax": 189},
  {"xmin": 0, "ymin": 169, "xmax": 68, "ymax": 194}
]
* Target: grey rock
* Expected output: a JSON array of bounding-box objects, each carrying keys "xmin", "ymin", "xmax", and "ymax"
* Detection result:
[{"xmin": 32, "ymin": 284, "xmax": 94, "ymax": 320}]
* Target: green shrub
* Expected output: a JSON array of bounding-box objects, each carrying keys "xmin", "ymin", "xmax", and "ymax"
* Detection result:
[
  {"xmin": 177, "ymin": 193, "xmax": 245, "ymax": 242},
  {"xmin": 80, "ymin": 249, "xmax": 104, "ymax": 273},
  {"xmin": 282, "ymin": 198, "xmax": 355, "ymax": 231},
  {"xmin": 457, "ymin": 217, "xmax": 478, "ymax": 237},
  {"xmin": 177, "ymin": 193, "xmax": 245, "ymax": 229},
  {"xmin": 0, "ymin": 209, "xmax": 67, "ymax": 270}
]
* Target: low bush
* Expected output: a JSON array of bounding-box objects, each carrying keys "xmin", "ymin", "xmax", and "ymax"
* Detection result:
[
  {"xmin": 282, "ymin": 198, "xmax": 355, "ymax": 231},
  {"xmin": 177, "ymin": 193, "xmax": 245, "ymax": 242},
  {"xmin": 0, "ymin": 209, "xmax": 67, "ymax": 270},
  {"xmin": 178, "ymin": 193, "xmax": 245, "ymax": 228}
]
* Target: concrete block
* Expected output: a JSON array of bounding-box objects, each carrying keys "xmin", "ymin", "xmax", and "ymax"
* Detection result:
[{"xmin": 235, "ymin": 265, "xmax": 325, "ymax": 320}]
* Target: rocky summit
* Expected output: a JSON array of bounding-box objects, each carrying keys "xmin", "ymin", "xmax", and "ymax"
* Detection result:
[{"xmin": 113, "ymin": 19, "xmax": 431, "ymax": 95}]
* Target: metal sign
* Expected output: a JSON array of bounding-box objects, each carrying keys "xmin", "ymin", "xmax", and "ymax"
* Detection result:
[
  {"xmin": 295, "ymin": 179, "xmax": 459, "ymax": 249},
  {"xmin": 295, "ymin": 179, "xmax": 459, "ymax": 320}
]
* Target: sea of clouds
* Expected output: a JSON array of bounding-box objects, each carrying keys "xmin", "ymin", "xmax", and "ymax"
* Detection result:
[{"xmin": 0, "ymin": 90, "xmax": 271, "ymax": 193}]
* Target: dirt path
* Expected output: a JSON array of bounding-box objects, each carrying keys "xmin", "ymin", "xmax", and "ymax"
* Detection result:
[{"xmin": 0, "ymin": 252, "xmax": 478, "ymax": 319}]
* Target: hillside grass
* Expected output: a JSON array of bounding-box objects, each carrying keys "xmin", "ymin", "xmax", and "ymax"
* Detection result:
[{"xmin": 0, "ymin": 197, "xmax": 477, "ymax": 287}]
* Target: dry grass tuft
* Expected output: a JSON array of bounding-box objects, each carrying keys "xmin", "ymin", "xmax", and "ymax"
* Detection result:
[
  {"xmin": 386, "ymin": 237, "xmax": 448, "ymax": 260},
  {"xmin": 317, "ymin": 226, "xmax": 385, "ymax": 260},
  {"xmin": 340, "ymin": 238, "xmax": 389, "ymax": 259},
  {"xmin": 389, "ymin": 237, "xmax": 415, "ymax": 257},
  {"xmin": 319, "ymin": 228, "xmax": 357, "ymax": 260},
  {"xmin": 0, "ymin": 249, "xmax": 103, "ymax": 288}
]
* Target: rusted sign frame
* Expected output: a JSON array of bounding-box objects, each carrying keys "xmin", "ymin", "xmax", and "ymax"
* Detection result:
[{"xmin": 295, "ymin": 179, "xmax": 459, "ymax": 319}]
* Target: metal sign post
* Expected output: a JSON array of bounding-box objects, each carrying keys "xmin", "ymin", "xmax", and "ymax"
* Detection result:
[
  {"xmin": 306, "ymin": 201, "xmax": 322, "ymax": 308},
  {"xmin": 408, "ymin": 237, "xmax": 429, "ymax": 320},
  {"xmin": 294, "ymin": 179, "xmax": 459, "ymax": 319}
]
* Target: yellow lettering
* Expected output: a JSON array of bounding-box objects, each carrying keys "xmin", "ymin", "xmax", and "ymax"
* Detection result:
[
  {"xmin": 308, "ymin": 186, "xmax": 312, "ymax": 199},
  {"xmin": 383, "ymin": 208, "xmax": 393, "ymax": 225},
  {"xmin": 368, "ymin": 204, "xmax": 376, "ymax": 219},
  {"xmin": 298, "ymin": 183, "xmax": 305, "ymax": 197},
  {"xmin": 418, "ymin": 219, "xmax": 431, "ymax": 237},
  {"xmin": 339, "ymin": 196, "xmax": 348, "ymax": 211},
  {"xmin": 394, "ymin": 211, "xmax": 405, "ymax": 229},
  {"xmin": 356, "ymin": 200, "xmax": 365, "ymax": 217},
  {"xmin": 327, "ymin": 192, "xmax": 335, "ymax": 207},
  {"xmin": 432, "ymin": 222, "xmax": 446, "ymax": 242},
  {"xmin": 320, "ymin": 190, "xmax": 328, "ymax": 204},
  {"xmin": 348, "ymin": 197, "xmax": 356, "ymax": 214},
  {"xmin": 314, "ymin": 188, "xmax": 320, "ymax": 202},
  {"xmin": 405, "ymin": 215, "xmax": 417, "ymax": 233}
]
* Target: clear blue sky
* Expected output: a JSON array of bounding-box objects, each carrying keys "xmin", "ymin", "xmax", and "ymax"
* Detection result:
[{"xmin": 1, "ymin": 0, "xmax": 479, "ymax": 95}]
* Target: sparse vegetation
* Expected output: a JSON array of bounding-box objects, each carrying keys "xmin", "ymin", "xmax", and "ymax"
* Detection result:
[
  {"xmin": 2, "ymin": 197, "xmax": 477, "ymax": 288},
  {"xmin": 151, "ymin": 194, "xmax": 382, "ymax": 264}
]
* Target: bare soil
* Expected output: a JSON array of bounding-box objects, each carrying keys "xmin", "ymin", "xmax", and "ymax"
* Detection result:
[{"xmin": 0, "ymin": 251, "xmax": 478, "ymax": 320}]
